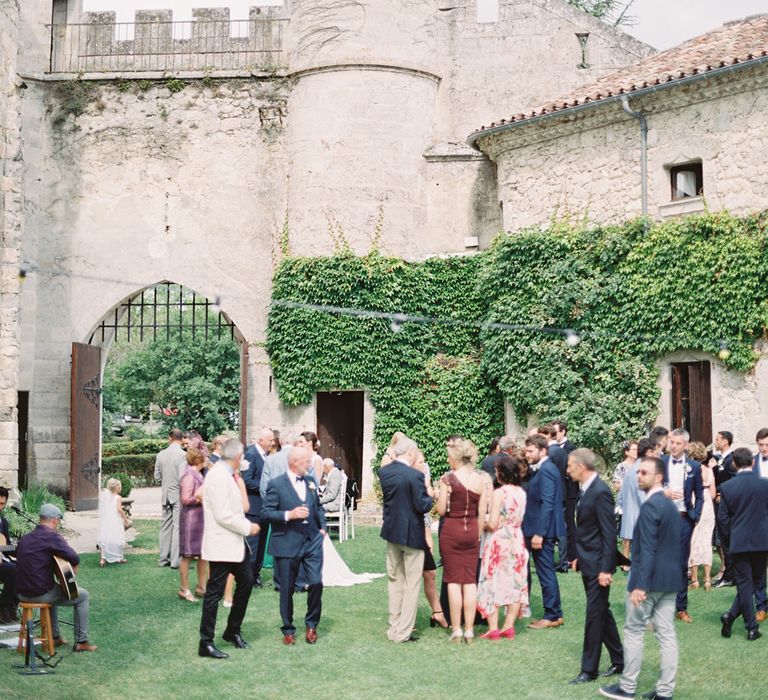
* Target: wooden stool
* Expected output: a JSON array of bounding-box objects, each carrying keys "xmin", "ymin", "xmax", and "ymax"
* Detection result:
[{"xmin": 17, "ymin": 603, "xmax": 56, "ymax": 656}]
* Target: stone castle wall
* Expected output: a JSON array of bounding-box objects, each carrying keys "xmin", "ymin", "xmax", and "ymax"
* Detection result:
[
  {"xmin": 0, "ymin": 0, "xmax": 22, "ymax": 488},
  {"xmin": 11, "ymin": 0, "xmax": 654, "ymax": 493}
]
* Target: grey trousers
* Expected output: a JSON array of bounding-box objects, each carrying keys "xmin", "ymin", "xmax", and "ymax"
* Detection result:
[
  {"xmin": 22, "ymin": 586, "xmax": 90, "ymax": 643},
  {"xmin": 620, "ymin": 590, "xmax": 678, "ymax": 697},
  {"xmin": 386, "ymin": 542, "xmax": 424, "ymax": 642},
  {"xmin": 159, "ymin": 501, "xmax": 180, "ymax": 567}
]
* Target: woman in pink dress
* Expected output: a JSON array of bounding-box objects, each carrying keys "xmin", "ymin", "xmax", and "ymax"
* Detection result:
[
  {"xmin": 178, "ymin": 447, "xmax": 208, "ymax": 602},
  {"xmin": 477, "ymin": 455, "xmax": 529, "ymax": 640}
]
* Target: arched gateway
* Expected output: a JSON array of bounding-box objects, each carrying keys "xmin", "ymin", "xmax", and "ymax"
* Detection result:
[{"xmin": 69, "ymin": 282, "xmax": 246, "ymax": 510}]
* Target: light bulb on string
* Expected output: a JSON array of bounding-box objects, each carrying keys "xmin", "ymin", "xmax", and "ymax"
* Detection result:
[
  {"xmin": 390, "ymin": 313, "xmax": 406, "ymax": 333},
  {"xmin": 717, "ymin": 341, "xmax": 731, "ymax": 361},
  {"xmin": 211, "ymin": 296, "xmax": 222, "ymax": 315},
  {"xmin": 565, "ymin": 330, "xmax": 581, "ymax": 347}
]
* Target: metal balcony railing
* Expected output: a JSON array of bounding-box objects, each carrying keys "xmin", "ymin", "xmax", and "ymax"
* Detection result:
[{"xmin": 49, "ymin": 18, "xmax": 288, "ymax": 74}]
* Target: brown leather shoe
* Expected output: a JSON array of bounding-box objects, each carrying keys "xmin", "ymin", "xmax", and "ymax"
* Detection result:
[
  {"xmin": 282, "ymin": 633, "xmax": 295, "ymax": 645},
  {"xmin": 305, "ymin": 627, "xmax": 317, "ymax": 644},
  {"xmin": 73, "ymin": 641, "xmax": 97, "ymax": 652},
  {"xmin": 527, "ymin": 618, "xmax": 564, "ymax": 629},
  {"xmin": 53, "ymin": 636, "xmax": 68, "ymax": 648},
  {"xmin": 756, "ymin": 610, "xmax": 768, "ymax": 623},
  {"xmin": 676, "ymin": 611, "xmax": 693, "ymax": 623}
]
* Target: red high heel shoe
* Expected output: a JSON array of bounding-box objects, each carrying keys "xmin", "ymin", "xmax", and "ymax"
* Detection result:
[
  {"xmin": 500, "ymin": 627, "xmax": 516, "ymax": 639},
  {"xmin": 479, "ymin": 629, "xmax": 502, "ymax": 640}
]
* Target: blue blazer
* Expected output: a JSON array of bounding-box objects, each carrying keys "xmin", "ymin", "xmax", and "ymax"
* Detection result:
[
  {"xmin": 662, "ymin": 454, "xmax": 704, "ymax": 522},
  {"xmin": 241, "ymin": 448, "xmax": 265, "ymax": 519},
  {"xmin": 755, "ymin": 454, "xmax": 768, "ymax": 479},
  {"xmin": 379, "ymin": 460, "xmax": 433, "ymax": 550},
  {"xmin": 717, "ymin": 470, "xmax": 768, "ymax": 553},
  {"xmin": 628, "ymin": 490, "xmax": 681, "ymax": 593},
  {"xmin": 522, "ymin": 459, "xmax": 566, "ymax": 539},
  {"xmin": 262, "ymin": 472, "xmax": 327, "ymax": 558}
]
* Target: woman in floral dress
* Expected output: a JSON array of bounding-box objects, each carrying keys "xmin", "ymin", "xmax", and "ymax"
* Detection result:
[{"xmin": 477, "ymin": 455, "xmax": 529, "ymax": 640}]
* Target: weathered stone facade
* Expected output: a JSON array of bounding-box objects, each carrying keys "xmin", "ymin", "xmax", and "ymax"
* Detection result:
[
  {"xmin": 4, "ymin": 0, "xmax": 654, "ymax": 496},
  {"xmin": 0, "ymin": 0, "xmax": 22, "ymax": 487}
]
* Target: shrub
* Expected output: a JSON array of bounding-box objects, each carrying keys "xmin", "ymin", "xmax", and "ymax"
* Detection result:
[
  {"xmin": 101, "ymin": 454, "xmax": 158, "ymax": 485},
  {"xmin": 102, "ymin": 439, "xmax": 166, "ymax": 458},
  {"xmin": 5, "ymin": 485, "xmax": 69, "ymax": 538}
]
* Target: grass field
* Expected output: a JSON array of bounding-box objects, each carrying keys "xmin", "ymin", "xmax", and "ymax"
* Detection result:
[{"xmin": 2, "ymin": 521, "xmax": 764, "ymax": 699}]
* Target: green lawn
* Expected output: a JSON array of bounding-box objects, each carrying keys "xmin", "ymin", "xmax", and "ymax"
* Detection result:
[{"xmin": 2, "ymin": 522, "xmax": 764, "ymax": 699}]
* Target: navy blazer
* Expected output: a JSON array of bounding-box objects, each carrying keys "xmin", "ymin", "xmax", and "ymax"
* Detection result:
[
  {"xmin": 628, "ymin": 490, "xmax": 681, "ymax": 594},
  {"xmin": 575, "ymin": 476, "xmax": 617, "ymax": 576},
  {"xmin": 379, "ymin": 460, "xmax": 433, "ymax": 550},
  {"xmin": 717, "ymin": 470, "xmax": 768, "ymax": 553},
  {"xmin": 241, "ymin": 447, "xmax": 265, "ymax": 518},
  {"xmin": 262, "ymin": 472, "xmax": 327, "ymax": 558},
  {"xmin": 522, "ymin": 459, "xmax": 566, "ymax": 539},
  {"xmin": 714, "ymin": 451, "xmax": 736, "ymax": 491},
  {"xmin": 662, "ymin": 454, "xmax": 704, "ymax": 522}
]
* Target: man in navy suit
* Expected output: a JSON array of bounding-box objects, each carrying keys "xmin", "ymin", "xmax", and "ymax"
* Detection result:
[
  {"xmin": 241, "ymin": 428, "xmax": 275, "ymax": 588},
  {"xmin": 379, "ymin": 435, "xmax": 433, "ymax": 643},
  {"xmin": 262, "ymin": 446, "xmax": 326, "ymax": 645},
  {"xmin": 753, "ymin": 427, "xmax": 768, "ymax": 622},
  {"xmin": 567, "ymin": 449, "xmax": 623, "ymax": 685},
  {"xmin": 540, "ymin": 424, "xmax": 574, "ymax": 572},
  {"xmin": 600, "ymin": 456, "xmax": 681, "ymax": 700},
  {"xmin": 661, "ymin": 428, "xmax": 703, "ymax": 623},
  {"xmin": 718, "ymin": 447, "xmax": 768, "ymax": 641},
  {"xmin": 522, "ymin": 434, "xmax": 566, "ymax": 628}
]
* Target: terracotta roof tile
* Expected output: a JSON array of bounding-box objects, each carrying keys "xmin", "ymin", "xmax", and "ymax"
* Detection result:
[{"xmin": 471, "ymin": 14, "xmax": 768, "ymax": 137}]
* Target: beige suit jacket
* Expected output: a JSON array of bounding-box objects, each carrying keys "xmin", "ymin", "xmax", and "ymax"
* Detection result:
[{"xmin": 201, "ymin": 461, "xmax": 252, "ymax": 562}]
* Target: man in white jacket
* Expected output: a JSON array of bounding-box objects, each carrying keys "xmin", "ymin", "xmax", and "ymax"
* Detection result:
[{"xmin": 198, "ymin": 439, "xmax": 261, "ymax": 659}]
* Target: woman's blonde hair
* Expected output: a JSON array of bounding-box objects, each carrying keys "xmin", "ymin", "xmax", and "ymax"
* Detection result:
[{"xmin": 447, "ymin": 438, "xmax": 478, "ymax": 467}]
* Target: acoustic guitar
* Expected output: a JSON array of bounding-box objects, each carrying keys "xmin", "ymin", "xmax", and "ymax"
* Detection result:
[
  {"xmin": 53, "ymin": 555, "xmax": 79, "ymax": 601},
  {"xmin": 0, "ymin": 532, "xmax": 15, "ymax": 562}
]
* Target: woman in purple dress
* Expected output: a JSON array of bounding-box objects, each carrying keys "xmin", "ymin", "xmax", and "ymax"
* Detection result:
[{"xmin": 178, "ymin": 446, "xmax": 208, "ymax": 602}]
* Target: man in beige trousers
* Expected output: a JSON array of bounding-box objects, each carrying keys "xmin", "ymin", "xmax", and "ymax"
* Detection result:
[{"xmin": 378, "ymin": 436, "xmax": 434, "ymax": 642}]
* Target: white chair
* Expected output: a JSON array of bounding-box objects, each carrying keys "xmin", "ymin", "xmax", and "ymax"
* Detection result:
[{"xmin": 325, "ymin": 471, "xmax": 348, "ymax": 542}]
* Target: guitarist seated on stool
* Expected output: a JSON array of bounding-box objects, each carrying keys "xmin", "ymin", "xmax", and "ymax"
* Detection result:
[
  {"xmin": 0, "ymin": 487, "xmax": 19, "ymax": 623},
  {"xmin": 15, "ymin": 503, "xmax": 96, "ymax": 652}
]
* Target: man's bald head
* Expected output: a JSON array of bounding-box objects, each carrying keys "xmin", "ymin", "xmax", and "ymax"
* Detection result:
[
  {"xmin": 256, "ymin": 427, "xmax": 275, "ymax": 452},
  {"xmin": 288, "ymin": 446, "xmax": 311, "ymax": 476}
]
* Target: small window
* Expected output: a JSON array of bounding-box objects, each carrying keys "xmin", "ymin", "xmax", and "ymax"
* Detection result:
[{"xmin": 670, "ymin": 162, "xmax": 703, "ymax": 200}]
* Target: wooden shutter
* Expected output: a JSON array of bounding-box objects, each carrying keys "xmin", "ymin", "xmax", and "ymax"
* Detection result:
[{"xmin": 70, "ymin": 342, "xmax": 101, "ymax": 510}]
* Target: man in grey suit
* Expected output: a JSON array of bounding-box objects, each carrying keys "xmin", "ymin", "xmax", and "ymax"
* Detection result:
[
  {"xmin": 319, "ymin": 459, "xmax": 344, "ymax": 513},
  {"xmin": 155, "ymin": 428, "xmax": 187, "ymax": 568},
  {"xmin": 259, "ymin": 430, "xmax": 295, "ymax": 496}
]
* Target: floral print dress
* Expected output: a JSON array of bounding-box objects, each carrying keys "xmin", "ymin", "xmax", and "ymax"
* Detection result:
[{"xmin": 477, "ymin": 484, "xmax": 529, "ymax": 616}]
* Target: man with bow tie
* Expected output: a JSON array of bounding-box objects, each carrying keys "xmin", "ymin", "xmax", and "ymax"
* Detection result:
[
  {"xmin": 662, "ymin": 429, "xmax": 704, "ymax": 623},
  {"xmin": 711, "ymin": 430, "xmax": 736, "ymax": 588},
  {"xmin": 262, "ymin": 446, "xmax": 326, "ymax": 645},
  {"xmin": 751, "ymin": 427, "xmax": 768, "ymax": 622}
]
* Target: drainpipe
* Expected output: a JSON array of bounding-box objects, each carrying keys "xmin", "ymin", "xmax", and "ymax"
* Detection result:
[{"xmin": 620, "ymin": 95, "xmax": 648, "ymax": 230}]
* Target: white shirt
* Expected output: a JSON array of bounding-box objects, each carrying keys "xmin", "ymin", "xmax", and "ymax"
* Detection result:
[
  {"xmin": 288, "ymin": 470, "xmax": 307, "ymax": 501},
  {"xmin": 668, "ymin": 456, "xmax": 686, "ymax": 511},
  {"xmin": 580, "ymin": 472, "xmax": 598, "ymax": 494},
  {"xmin": 759, "ymin": 454, "xmax": 768, "ymax": 479}
]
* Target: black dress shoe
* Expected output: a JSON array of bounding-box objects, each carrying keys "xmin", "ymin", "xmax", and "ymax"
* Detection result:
[
  {"xmin": 720, "ymin": 613, "xmax": 733, "ymax": 638},
  {"xmin": 222, "ymin": 631, "xmax": 249, "ymax": 649},
  {"xmin": 715, "ymin": 578, "xmax": 734, "ymax": 588},
  {"xmin": 253, "ymin": 577, "xmax": 263, "ymax": 589},
  {"xmin": 601, "ymin": 664, "xmax": 624, "ymax": 677},
  {"xmin": 747, "ymin": 629, "xmax": 762, "ymax": 641},
  {"xmin": 199, "ymin": 642, "xmax": 229, "ymax": 659},
  {"xmin": 569, "ymin": 672, "xmax": 597, "ymax": 685},
  {"xmin": 641, "ymin": 691, "xmax": 672, "ymax": 699}
]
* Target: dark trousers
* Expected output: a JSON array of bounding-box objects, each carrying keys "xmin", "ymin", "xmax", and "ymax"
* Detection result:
[
  {"xmin": 714, "ymin": 500, "xmax": 734, "ymax": 581},
  {"xmin": 274, "ymin": 535, "xmax": 323, "ymax": 635},
  {"xmin": 676, "ymin": 514, "xmax": 695, "ymax": 612},
  {"xmin": 581, "ymin": 574, "xmax": 623, "ymax": 676},
  {"xmin": 0, "ymin": 560, "xmax": 17, "ymax": 607},
  {"xmin": 528, "ymin": 536, "xmax": 562, "ymax": 621},
  {"xmin": 565, "ymin": 498, "xmax": 578, "ymax": 562},
  {"xmin": 245, "ymin": 515, "xmax": 269, "ymax": 582},
  {"xmin": 199, "ymin": 546, "xmax": 254, "ymax": 644},
  {"xmin": 728, "ymin": 551, "xmax": 768, "ymax": 632}
]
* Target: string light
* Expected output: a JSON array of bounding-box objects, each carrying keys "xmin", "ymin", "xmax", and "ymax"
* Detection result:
[{"xmin": 0, "ymin": 260, "xmax": 746, "ymax": 355}]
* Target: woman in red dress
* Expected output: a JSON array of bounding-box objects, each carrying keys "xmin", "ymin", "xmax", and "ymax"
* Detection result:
[{"xmin": 437, "ymin": 438, "xmax": 488, "ymax": 643}]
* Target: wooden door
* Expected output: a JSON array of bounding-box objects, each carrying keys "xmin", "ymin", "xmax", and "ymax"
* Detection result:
[
  {"xmin": 316, "ymin": 392, "xmax": 364, "ymax": 499},
  {"xmin": 70, "ymin": 342, "xmax": 101, "ymax": 510},
  {"xmin": 17, "ymin": 391, "xmax": 29, "ymax": 489},
  {"xmin": 671, "ymin": 361, "xmax": 712, "ymax": 444}
]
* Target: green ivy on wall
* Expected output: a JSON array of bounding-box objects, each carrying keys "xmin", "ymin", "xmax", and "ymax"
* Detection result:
[{"xmin": 267, "ymin": 211, "xmax": 768, "ymax": 470}]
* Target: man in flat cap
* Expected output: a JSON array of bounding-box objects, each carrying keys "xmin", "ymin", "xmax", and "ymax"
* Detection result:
[{"xmin": 15, "ymin": 503, "xmax": 96, "ymax": 652}]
